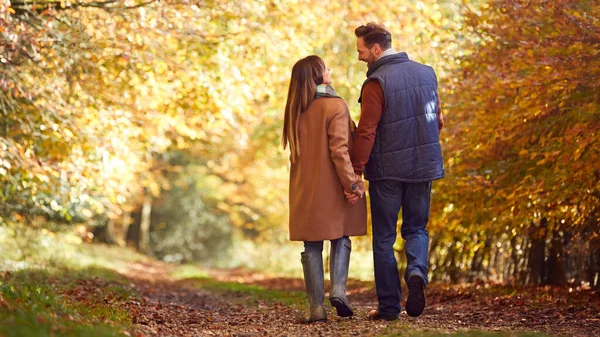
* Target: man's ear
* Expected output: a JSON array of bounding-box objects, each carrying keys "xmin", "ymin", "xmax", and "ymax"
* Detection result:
[{"xmin": 373, "ymin": 43, "xmax": 381, "ymax": 54}]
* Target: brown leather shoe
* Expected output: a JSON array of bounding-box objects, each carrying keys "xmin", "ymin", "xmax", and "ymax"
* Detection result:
[{"xmin": 367, "ymin": 309, "xmax": 398, "ymax": 321}]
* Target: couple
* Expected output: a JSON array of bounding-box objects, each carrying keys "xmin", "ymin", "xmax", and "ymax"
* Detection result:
[{"xmin": 282, "ymin": 23, "xmax": 445, "ymax": 323}]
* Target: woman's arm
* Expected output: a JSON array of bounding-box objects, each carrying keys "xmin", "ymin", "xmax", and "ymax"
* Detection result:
[{"xmin": 327, "ymin": 100, "xmax": 365, "ymax": 197}]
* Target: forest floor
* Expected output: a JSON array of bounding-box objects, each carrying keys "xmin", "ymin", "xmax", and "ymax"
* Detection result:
[
  {"xmin": 123, "ymin": 260, "xmax": 599, "ymax": 337},
  {"xmin": 1, "ymin": 243, "xmax": 599, "ymax": 337}
]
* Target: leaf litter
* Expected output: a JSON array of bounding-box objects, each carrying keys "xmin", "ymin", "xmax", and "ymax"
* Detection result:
[{"xmin": 80, "ymin": 261, "xmax": 600, "ymax": 336}]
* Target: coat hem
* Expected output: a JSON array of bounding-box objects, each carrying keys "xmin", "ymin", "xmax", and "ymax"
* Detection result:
[{"xmin": 289, "ymin": 231, "xmax": 367, "ymax": 242}]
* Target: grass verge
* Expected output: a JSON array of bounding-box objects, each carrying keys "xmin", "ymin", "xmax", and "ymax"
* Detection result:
[
  {"xmin": 0, "ymin": 224, "xmax": 144, "ymax": 337},
  {"xmin": 171, "ymin": 265, "xmax": 306, "ymax": 310}
]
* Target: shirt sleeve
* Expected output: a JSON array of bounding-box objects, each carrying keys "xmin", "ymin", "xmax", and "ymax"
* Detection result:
[{"xmin": 351, "ymin": 80, "xmax": 384, "ymax": 175}]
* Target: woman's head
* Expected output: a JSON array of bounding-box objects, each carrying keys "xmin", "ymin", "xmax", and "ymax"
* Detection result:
[
  {"xmin": 282, "ymin": 55, "xmax": 330, "ymax": 161},
  {"xmin": 291, "ymin": 55, "xmax": 328, "ymax": 89}
]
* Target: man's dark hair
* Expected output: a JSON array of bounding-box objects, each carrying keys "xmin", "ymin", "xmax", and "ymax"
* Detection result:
[{"xmin": 354, "ymin": 23, "xmax": 392, "ymax": 50}]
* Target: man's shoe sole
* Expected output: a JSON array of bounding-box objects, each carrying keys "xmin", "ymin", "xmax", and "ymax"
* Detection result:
[
  {"xmin": 406, "ymin": 275, "xmax": 426, "ymax": 317},
  {"xmin": 330, "ymin": 297, "xmax": 354, "ymax": 317}
]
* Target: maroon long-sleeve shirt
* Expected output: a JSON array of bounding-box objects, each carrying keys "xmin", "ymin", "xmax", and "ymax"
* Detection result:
[{"xmin": 351, "ymin": 80, "xmax": 384, "ymax": 176}]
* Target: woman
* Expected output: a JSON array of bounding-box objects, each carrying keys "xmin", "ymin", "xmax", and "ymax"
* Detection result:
[{"xmin": 282, "ymin": 55, "xmax": 367, "ymax": 323}]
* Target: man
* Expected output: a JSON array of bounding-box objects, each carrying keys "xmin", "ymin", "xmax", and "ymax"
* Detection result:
[{"xmin": 347, "ymin": 23, "xmax": 444, "ymax": 320}]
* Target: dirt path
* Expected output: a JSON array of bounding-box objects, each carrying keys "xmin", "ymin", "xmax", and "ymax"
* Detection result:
[{"xmin": 119, "ymin": 261, "xmax": 600, "ymax": 337}]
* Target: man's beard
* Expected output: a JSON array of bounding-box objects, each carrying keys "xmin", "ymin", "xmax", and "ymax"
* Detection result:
[{"xmin": 366, "ymin": 55, "xmax": 377, "ymax": 68}]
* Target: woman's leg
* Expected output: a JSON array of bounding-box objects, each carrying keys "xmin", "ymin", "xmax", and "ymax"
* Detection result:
[
  {"xmin": 301, "ymin": 241, "xmax": 326, "ymax": 323},
  {"xmin": 329, "ymin": 236, "xmax": 354, "ymax": 317}
]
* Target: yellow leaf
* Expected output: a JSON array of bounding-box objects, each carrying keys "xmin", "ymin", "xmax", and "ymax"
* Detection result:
[{"xmin": 64, "ymin": 128, "xmax": 74, "ymax": 138}]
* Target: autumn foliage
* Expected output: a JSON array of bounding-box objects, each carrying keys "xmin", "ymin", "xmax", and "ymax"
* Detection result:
[
  {"xmin": 1, "ymin": 0, "xmax": 599, "ymax": 286},
  {"xmin": 432, "ymin": 0, "xmax": 600, "ymax": 285}
]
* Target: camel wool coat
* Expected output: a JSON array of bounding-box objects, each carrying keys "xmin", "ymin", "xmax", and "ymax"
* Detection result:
[{"xmin": 288, "ymin": 96, "xmax": 367, "ymax": 241}]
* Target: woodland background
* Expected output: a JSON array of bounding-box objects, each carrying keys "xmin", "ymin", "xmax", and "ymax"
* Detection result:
[{"xmin": 1, "ymin": 0, "xmax": 599, "ymax": 287}]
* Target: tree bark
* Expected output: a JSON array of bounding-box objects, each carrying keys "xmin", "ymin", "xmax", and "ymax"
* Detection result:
[
  {"xmin": 138, "ymin": 194, "xmax": 153, "ymax": 254},
  {"xmin": 447, "ymin": 239, "xmax": 459, "ymax": 283},
  {"xmin": 118, "ymin": 210, "xmax": 132, "ymax": 247},
  {"xmin": 545, "ymin": 225, "xmax": 566, "ymax": 285},
  {"xmin": 470, "ymin": 237, "xmax": 482, "ymax": 277},
  {"xmin": 587, "ymin": 241, "xmax": 600, "ymax": 288},
  {"xmin": 507, "ymin": 235, "xmax": 518, "ymax": 281},
  {"xmin": 527, "ymin": 218, "xmax": 547, "ymax": 285},
  {"xmin": 518, "ymin": 235, "xmax": 529, "ymax": 284},
  {"xmin": 94, "ymin": 217, "xmax": 117, "ymax": 244}
]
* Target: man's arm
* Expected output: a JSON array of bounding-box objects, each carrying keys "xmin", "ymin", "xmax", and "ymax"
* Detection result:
[{"xmin": 351, "ymin": 80, "xmax": 384, "ymax": 176}]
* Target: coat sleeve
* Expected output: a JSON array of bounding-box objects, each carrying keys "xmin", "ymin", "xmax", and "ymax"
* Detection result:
[{"xmin": 326, "ymin": 100, "xmax": 365, "ymax": 196}]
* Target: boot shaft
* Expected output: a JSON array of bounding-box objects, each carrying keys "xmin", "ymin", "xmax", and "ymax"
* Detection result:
[
  {"xmin": 301, "ymin": 251, "xmax": 327, "ymax": 322},
  {"xmin": 330, "ymin": 237, "xmax": 351, "ymax": 297}
]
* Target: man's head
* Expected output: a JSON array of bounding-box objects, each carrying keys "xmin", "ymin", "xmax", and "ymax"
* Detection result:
[{"xmin": 355, "ymin": 23, "xmax": 392, "ymax": 68}]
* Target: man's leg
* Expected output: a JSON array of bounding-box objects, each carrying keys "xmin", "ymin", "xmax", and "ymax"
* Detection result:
[
  {"xmin": 369, "ymin": 180, "xmax": 403, "ymax": 318},
  {"xmin": 401, "ymin": 181, "xmax": 432, "ymax": 317}
]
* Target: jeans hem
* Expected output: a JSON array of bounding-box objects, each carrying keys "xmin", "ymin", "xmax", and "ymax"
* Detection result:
[{"xmin": 406, "ymin": 271, "xmax": 428, "ymax": 286}]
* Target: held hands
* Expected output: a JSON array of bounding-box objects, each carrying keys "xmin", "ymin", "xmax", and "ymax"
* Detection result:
[{"xmin": 344, "ymin": 190, "xmax": 363, "ymax": 204}]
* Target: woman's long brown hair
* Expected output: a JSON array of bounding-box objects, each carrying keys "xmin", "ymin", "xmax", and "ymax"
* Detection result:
[{"xmin": 282, "ymin": 55, "xmax": 325, "ymax": 162}]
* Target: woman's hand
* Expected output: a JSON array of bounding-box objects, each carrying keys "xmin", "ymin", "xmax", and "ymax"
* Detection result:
[{"xmin": 344, "ymin": 190, "xmax": 361, "ymax": 204}]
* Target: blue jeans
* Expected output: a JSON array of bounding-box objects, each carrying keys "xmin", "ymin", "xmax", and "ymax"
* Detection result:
[{"xmin": 369, "ymin": 180, "xmax": 432, "ymax": 316}]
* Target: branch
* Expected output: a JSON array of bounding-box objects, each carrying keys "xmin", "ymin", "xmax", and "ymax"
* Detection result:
[{"xmin": 10, "ymin": 0, "xmax": 159, "ymax": 14}]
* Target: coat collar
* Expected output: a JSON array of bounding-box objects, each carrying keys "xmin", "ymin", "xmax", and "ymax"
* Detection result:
[{"xmin": 366, "ymin": 52, "xmax": 410, "ymax": 77}]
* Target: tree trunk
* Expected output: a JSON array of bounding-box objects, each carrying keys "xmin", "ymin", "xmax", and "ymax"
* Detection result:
[
  {"xmin": 562, "ymin": 229, "xmax": 575, "ymax": 283},
  {"xmin": 472, "ymin": 236, "xmax": 493, "ymax": 280},
  {"xmin": 447, "ymin": 239, "xmax": 459, "ymax": 283},
  {"xmin": 518, "ymin": 235, "xmax": 529, "ymax": 284},
  {"xmin": 527, "ymin": 218, "xmax": 547, "ymax": 285},
  {"xmin": 587, "ymin": 241, "xmax": 600, "ymax": 288},
  {"xmin": 546, "ymin": 226, "xmax": 566, "ymax": 285},
  {"xmin": 126, "ymin": 210, "xmax": 141, "ymax": 248},
  {"xmin": 118, "ymin": 210, "xmax": 132, "ymax": 247},
  {"xmin": 94, "ymin": 217, "xmax": 117, "ymax": 244},
  {"xmin": 470, "ymin": 237, "xmax": 483, "ymax": 279},
  {"xmin": 106, "ymin": 218, "xmax": 117, "ymax": 244},
  {"xmin": 138, "ymin": 194, "xmax": 153, "ymax": 254},
  {"xmin": 492, "ymin": 242, "xmax": 503, "ymax": 282},
  {"xmin": 584, "ymin": 214, "xmax": 600, "ymax": 288}
]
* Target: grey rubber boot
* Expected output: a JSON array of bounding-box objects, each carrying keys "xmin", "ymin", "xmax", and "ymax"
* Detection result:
[
  {"xmin": 301, "ymin": 251, "xmax": 327, "ymax": 323},
  {"xmin": 329, "ymin": 237, "xmax": 354, "ymax": 317}
]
